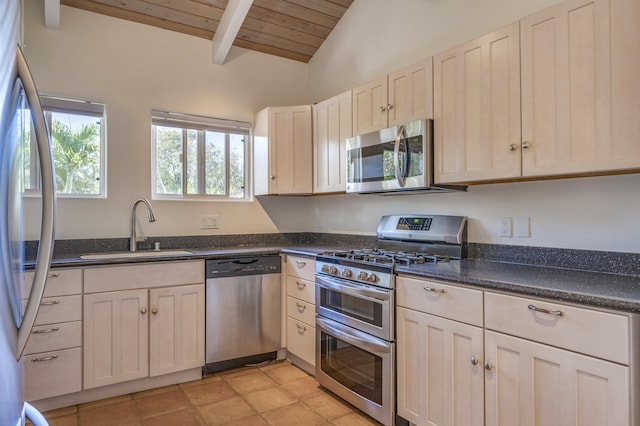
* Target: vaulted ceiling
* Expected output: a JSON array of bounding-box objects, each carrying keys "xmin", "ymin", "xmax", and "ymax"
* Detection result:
[{"xmin": 57, "ymin": 0, "xmax": 355, "ymax": 63}]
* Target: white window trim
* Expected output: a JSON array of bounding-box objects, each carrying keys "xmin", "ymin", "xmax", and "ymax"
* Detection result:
[{"xmin": 151, "ymin": 110, "xmax": 252, "ymax": 202}]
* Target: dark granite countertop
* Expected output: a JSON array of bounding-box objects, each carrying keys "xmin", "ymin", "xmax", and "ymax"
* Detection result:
[{"xmin": 395, "ymin": 259, "xmax": 640, "ymax": 314}]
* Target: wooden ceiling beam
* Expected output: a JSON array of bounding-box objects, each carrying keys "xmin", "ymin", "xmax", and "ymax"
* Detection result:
[{"xmin": 211, "ymin": 0, "xmax": 254, "ymax": 64}]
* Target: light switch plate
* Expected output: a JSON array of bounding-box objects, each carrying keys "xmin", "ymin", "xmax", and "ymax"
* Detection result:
[
  {"xmin": 499, "ymin": 217, "xmax": 512, "ymax": 237},
  {"xmin": 516, "ymin": 216, "xmax": 530, "ymax": 238},
  {"xmin": 200, "ymin": 214, "xmax": 219, "ymax": 229}
]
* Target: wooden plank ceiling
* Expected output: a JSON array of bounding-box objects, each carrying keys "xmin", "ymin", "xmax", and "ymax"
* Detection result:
[{"xmin": 59, "ymin": 0, "xmax": 355, "ymax": 63}]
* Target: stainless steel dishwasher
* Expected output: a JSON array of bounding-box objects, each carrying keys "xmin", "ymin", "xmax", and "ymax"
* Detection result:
[{"xmin": 204, "ymin": 255, "xmax": 281, "ymax": 373}]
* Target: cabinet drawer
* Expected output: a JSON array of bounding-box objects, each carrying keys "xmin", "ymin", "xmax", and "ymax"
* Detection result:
[
  {"xmin": 397, "ymin": 276, "xmax": 483, "ymax": 327},
  {"xmin": 22, "ymin": 268, "xmax": 81, "ymax": 298},
  {"xmin": 24, "ymin": 321, "xmax": 82, "ymax": 355},
  {"xmin": 285, "ymin": 255, "xmax": 315, "ymax": 281},
  {"xmin": 24, "ymin": 347, "xmax": 82, "ymax": 401},
  {"xmin": 24, "ymin": 295, "xmax": 82, "ymax": 325},
  {"xmin": 286, "ymin": 317, "xmax": 316, "ymax": 367},
  {"xmin": 485, "ymin": 292, "xmax": 630, "ymax": 365},
  {"xmin": 287, "ymin": 296, "xmax": 315, "ymax": 325},
  {"xmin": 286, "ymin": 276, "xmax": 315, "ymax": 304}
]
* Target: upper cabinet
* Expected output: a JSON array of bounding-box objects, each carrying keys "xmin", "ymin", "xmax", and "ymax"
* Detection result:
[
  {"xmin": 352, "ymin": 58, "xmax": 433, "ymax": 135},
  {"xmin": 254, "ymin": 106, "xmax": 313, "ymax": 195},
  {"xmin": 435, "ymin": 0, "xmax": 640, "ymax": 184},
  {"xmin": 312, "ymin": 91, "xmax": 352, "ymax": 194},
  {"xmin": 520, "ymin": 0, "xmax": 640, "ymax": 176},
  {"xmin": 434, "ymin": 23, "xmax": 522, "ymax": 184}
]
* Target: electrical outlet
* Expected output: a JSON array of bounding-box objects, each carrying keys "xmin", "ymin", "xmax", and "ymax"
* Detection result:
[
  {"xmin": 499, "ymin": 217, "xmax": 513, "ymax": 237},
  {"xmin": 200, "ymin": 214, "xmax": 219, "ymax": 229},
  {"xmin": 516, "ymin": 216, "xmax": 530, "ymax": 238}
]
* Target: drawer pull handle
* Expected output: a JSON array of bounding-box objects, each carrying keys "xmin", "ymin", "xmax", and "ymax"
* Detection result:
[
  {"xmin": 40, "ymin": 300, "xmax": 60, "ymax": 306},
  {"xmin": 528, "ymin": 304, "xmax": 564, "ymax": 317},
  {"xmin": 31, "ymin": 355, "xmax": 59, "ymax": 362},
  {"xmin": 296, "ymin": 281, "xmax": 306, "ymax": 289},
  {"xmin": 423, "ymin": 286, "xmax": 446, "ymax": 293},
  {"xmin": 484, "ymin": 361, "xmax": 493, "ymax": 371},
  {"xmin": 470, "ymin": 356, "xmax": 479, "ymax": 366},
  {"xmin": 47, "ymin": 273, "xmax": 59, "ymax": 278},
  {"xmin": 296, "ymin": 303, "xmax": 306, "ymax": 313},
  {"xmin": 295, "ymin": 261, "xmax": 306, "ymax": 268},
  {"xmin": 296, "ymin": 323, "xmax": 307, "ymax": 334},
  {"xmin": 33, "ymin": 327, "xmax": 59, "ymax": 334}
]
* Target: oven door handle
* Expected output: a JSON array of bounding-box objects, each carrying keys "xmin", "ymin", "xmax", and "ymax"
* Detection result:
[
  {"xmin": 317, "ymin": 317, "xmax": 392, "ymax": 355},
  {"xmin": 316, "ymin": 275, "xmax": 391, "ymax": 302}
]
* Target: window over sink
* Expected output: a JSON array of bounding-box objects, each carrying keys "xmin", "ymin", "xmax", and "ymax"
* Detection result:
[{"xmin": 151, "ymin": 110, "xmax": 250, "ymax": 201}]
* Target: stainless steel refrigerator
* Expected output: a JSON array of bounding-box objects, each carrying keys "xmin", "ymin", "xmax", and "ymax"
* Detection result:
[{"xmin": 1, "ymin": 1, "xmax": 56, "ymax": 424}]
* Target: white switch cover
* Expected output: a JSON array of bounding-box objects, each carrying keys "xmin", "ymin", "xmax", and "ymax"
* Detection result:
[
  {"xmin": 516, "ymin": 216, "xmax": 530, "ymax": 238},
  {"xmin": 499, "ymin": 217, "xmax": 512, "ymax": 237},
  {"xmin": 200, "ymin": 214, "xmax": 219, "ymax": 229}
]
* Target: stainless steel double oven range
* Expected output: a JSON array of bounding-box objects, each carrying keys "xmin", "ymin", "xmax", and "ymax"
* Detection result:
[{"xmin": 315, "ymin": 214, "xmax": 467, "ymax": 426}]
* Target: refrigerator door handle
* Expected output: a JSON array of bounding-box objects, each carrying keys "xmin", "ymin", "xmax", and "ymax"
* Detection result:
[{"xmin": 15, "ymin": 46, "xmax": 56, "ymax": 359}]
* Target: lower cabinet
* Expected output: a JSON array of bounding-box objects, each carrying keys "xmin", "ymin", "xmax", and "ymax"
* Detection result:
[{"xmin": 396, "ymin": 275, "xmax": 635, "ymax": 426}]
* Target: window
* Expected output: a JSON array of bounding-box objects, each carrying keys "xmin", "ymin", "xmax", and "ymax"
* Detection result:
[
  {"xmin": 151, "ymin": 111, "xmax": 250, "ymax": 200},
  {"xmin": 21, "ymin": 95, "xmax": 106, "ymax": 197}
]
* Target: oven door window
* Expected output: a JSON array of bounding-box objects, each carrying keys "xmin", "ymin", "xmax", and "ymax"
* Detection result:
[
  {"xmin": 319, "ymin": 285, "xmax": 383, "ymax": 327},
  {"xmin": 347, "ymin": 135, "xmax": 423, "ymax": 184},
  {"xmin": 319, "ymin": 330, "xmax": 383, "ymax": 405}
]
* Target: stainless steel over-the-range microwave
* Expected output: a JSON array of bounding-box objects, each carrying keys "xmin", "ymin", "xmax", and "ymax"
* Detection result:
[{"xmin": 346, "ymin": 119, "xmax": 464, "ymax": 194}]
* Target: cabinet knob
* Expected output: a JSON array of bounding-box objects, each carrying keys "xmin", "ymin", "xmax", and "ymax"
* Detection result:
[
  {"xmin": 140, "ymin": 308, "xmax": 147, "ymax": 315},
  {"xmin": 522, "ymin": 141, "xmax": 531, "ymax": 149},
  {"xmin": 484, "ymin": 361, "xmax": 493, "ymax": 371},
  {"xmin": 470, "ymin": 356, "xmax": 479, "ymax": 366},
  {"xmin": 151, "ymin": 308, "xmax": 158, "ymax": 315},
  {"xmin": 509, "ymin": 144, "xmax": 517, "ymax": 151},
  {"xmin": 386, "ymin": 103, "xmax": 393, "ymax": 111},
  {"xmin": 379, "ymin": 105, "xmax": 387, "ymax": 112},
  {"xmin": 270, "ymin": 175, "xmax": 276, "ymax": 180}
]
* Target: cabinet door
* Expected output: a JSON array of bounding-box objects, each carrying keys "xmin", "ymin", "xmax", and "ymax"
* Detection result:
[
  {"xmin": 149, "ymin": 284, "xmax": 205, "ymax": 377},
  {"xmin": 388, "ymin": 58, "xmax": 434, "ymax": 126},
  {"xmin": 434, "ymin": 23, "xmax": 522, "ymax": 184},
  {"xmin": 397, "ymin": 307, "xmax": 484, "ymax": 426},
  {"xmin": 484, "ymin": 330, "xmax": 629, "ymax": 426},
  {"xmin": 313, "ymin": 91, "xmax": 352, "ymax": 193},
  {"xmin": 352, "ymin": 75, "xmax": 389, "ymax": 135},
  {"xmin": 268, "ymin": 106, "xmax": 312, "ymax": 194},
  {"xmin": 521, "ymin": 0, "xmax": 640, "ymax": 176},
  {"xmin": 83, "ymin": 289, "xmax": 149, "ymax": 389}
]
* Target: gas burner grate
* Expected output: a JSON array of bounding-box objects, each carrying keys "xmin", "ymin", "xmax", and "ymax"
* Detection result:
[{"xmin": 320, "ymin": 249, "xmax": 452, "ymax": 265}]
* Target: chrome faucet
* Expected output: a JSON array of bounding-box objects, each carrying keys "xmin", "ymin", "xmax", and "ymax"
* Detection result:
[{"xmin": 130, "ymin": 198, "xmax": 157, "ymax": 252}]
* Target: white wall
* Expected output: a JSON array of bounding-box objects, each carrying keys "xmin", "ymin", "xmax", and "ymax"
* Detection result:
[{"xmin": 22, "ymin": 1, "xmax": 310, "ymax": 240}]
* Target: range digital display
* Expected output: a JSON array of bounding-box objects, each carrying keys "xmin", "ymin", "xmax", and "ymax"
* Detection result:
[{"xmin": 396, "ymin": 217, "xmax": 432, "ymax": 231}]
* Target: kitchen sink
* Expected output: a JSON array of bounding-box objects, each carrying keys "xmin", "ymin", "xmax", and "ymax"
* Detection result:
[{"xmin": 79, "ymin": 250, "xmax": 194, "ymax": 260}]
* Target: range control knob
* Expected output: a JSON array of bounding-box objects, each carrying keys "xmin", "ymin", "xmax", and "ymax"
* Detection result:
[
  {"xmin": 357, "ymin": 271, "xmax": 368, "ymax": 281},
  {"xmin": 341, "ymin": 269, "xmax": 353, "ymax": 278},
  {"xmin": 329, "ymin": 266, "xmax": 338, "ymax": 275},
  {"xmin": 321, "ymin": 264, "xmax": 330, "ymax": 273},
  {"xmin": 366, "ymin": 273, "xmax": 379, "ymax": 283}
]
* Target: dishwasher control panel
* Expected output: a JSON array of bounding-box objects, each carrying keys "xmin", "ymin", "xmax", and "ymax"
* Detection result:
[{"xmin": 205, "ymin": 255, "xmax": 281, "ymax": 279}]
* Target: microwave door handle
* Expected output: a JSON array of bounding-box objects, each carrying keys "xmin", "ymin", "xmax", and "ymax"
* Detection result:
[
  {"xmin": 393, "ymin": 125, "xmax": 407, "ymax": 187},
  {"xmin": 15, "ymin": 46, "xmax": 56, "ymax": 359}
]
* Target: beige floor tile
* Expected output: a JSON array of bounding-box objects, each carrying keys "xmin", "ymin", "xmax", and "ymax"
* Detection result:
[
  {"xmin": 259, "ymin": 359, "xmax": 292, "ymax": 372},
  {"xmin": 225, "ymin": 371, "xmax": 278, "ymax": 394},
  {"xmin": 216, "ymin": 365, "xmax": 260, "ymax": 378},
  {"xmin": 196, "ymin": 396, "xmax": 258, "ymax": 425},
  {"xmin": 305, "ymin": 392, "xmax": 354, "ymax": 420},
  {"xmin": 78, "ymin": 400, "xmax": 140, "ymax": 426},
  {"xmin": 243, "ymin": 386, "xmax": 298, "ymax": 412},
  {"xmin": 262, "ymin": 402, "xmax": 328, "ymax": 426},
  {"xmin": 134, "ymin": 388, "xmax": 191, "ymax": 418},
  {"xmin": 179, "ymin": 374, "xmax": 222, "ymax": 389},
  {"xmin": 132, "ymin": 384, "xmax": 180, "ymax": 399},
  {"xmin": 183, "ymin": 380, "xmax": 239, "ymax": 406},
  {"xmin": 218, "ymin": 414, "xmax": 271, "ymax": 426},
  {"xmin": 142, "ymin": 408, "xmax": 207, "ymax": 426},
  {"xmin": 331, "ymin": 412, "xmax": 382, "ymax": 425},
  {"xmin": 78, "ymin": 394, "xmax": 132, "ymax": 411},
  {"xmin": 279, "ymin": 376, "xmax": 325, "ymax": 400},
  {"xmin": 47, "ymin": 414, "xmax": 78, "ymax": 426},
  {"xmin": 265, "ymin": 363, "xmax": 311, "ymax": 384},
  {"xmin": 43, "ymin": 405, "xmax": 78, "ymax": 419}
]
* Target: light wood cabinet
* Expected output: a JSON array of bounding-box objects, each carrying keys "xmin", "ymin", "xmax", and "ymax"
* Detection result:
[
  {"xmin": 312, "ymin": 90, "xmax": 352, "ymax": 193},
  {"xmin": 284, "ymin": 255, "xmax": 316, "ymax": 374},
  {"xmin": 22, "ymin": 268, "xmax": 83, "ymax": 401},
  {"xmin": 254, "ymin": 105, "xmax": 312, "ymax": 195},
  {"xmin": 83, "ymin": 261, "xmax": 205, "ymax": 389},
  {"xmin": 520, "ymin": 0, "xmax": 640, "ymax": 176},
  {"xmin": 396, "ymin": 275, "xmax": 636, "ymax": 426},
  {"xmin": 352, "ymin": 58, "xmax": 433, "ymax": 135},
  {"xmin": 434, "ymin": 22, "xmax": 522, "ymax": 184}
]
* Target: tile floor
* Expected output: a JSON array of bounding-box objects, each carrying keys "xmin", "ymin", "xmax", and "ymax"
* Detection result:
[{"xmin": 39, "ymin": 360, "xmax": 382, "ymax": 426}]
